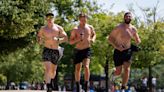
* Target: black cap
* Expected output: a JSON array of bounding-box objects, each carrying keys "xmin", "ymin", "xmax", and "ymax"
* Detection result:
[{"xmin": 46, "ymin": 13, "xmax": 54, "ymax": 17}]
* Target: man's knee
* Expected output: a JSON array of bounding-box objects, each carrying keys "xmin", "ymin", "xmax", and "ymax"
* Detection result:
[
  {"xmin": 84, "ymin": 64, "xmax": 90, "ymax": 69},
  {"xmin": 115, "ymin": 69, "xmax": 122, "ymax": 75},
  {"xmin": 75, "ymin": 67, "xmax": 81, "ymax": 73},
  {"xmin": 114, "ymin": 66, "xmax": 122, "ymax": 75},
  {"xmin": 124, "ymin": 67, "xmax": 130, "ymax": 73}
]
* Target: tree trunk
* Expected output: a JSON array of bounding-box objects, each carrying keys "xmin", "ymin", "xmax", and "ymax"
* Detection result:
[
  {"xmin": 148, "ymin": 65, "xmax": 152, "ymax": 92},
  {"xmin": 105, "ymin": 54, "xmax": 109, "ymax": 92}
]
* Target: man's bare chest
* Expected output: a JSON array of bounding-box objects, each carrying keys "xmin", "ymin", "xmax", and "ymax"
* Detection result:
[
  {"xmin": 43, "ymin": 27, "xmax": 60, "ymax": 38},
  {"xmin": 119, "ymin": 28, "xmax": 134, "ymax": 39},
  {"xmin": 76, "ymin": 28, "xmax": 91, "ymax": 37}
]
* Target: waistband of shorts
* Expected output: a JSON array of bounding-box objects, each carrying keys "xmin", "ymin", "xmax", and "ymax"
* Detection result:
[
  {"xmin": 43, "ymin": 47, "xmax": 58, "ymax": 51},
  {"xmin": 74, "ymin": 47, "xmax": 91, "ymax": 51},
  {"xmin": 115, "ymin": 48, "xmax": 131, "ymax": 52}
]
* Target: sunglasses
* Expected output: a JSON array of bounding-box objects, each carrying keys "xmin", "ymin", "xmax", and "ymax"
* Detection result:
[{"xmin": 46, "ymin": 16, "xmax": 54, "ymax": 20}]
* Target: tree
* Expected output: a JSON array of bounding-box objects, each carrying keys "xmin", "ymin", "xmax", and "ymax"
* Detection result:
[
  {"xmin": 0, "ymin": 0, "xmax": 51, "ymax": 53},
  {"xmin": 0, "ymin": 0, "xmax": 51, "ymax": 38},
  {"xmin": 0, "ymin": 0, "xmax": 101, "ymax": 87},
  {"xmin": 129, "ymin": 2, "xmax": 164, "ymax": 91},
  {"xmin": 0, "ymin": 43, "xmax": 44, "ymax": 83}
]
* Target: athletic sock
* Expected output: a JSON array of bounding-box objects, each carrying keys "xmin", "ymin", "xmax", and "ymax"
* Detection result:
[
  {"xmin": 76, "ymin": 81, "xmax": 80, "ymax": 92},
  {"xmin": 46, "ymin": 83, "xmax": 52, "ymax": 92},
  {"xmin": 50, "ymin": 79, "xmax": 54, "ymax": 90},
  {"xmin": 84, "ymin": 81, "xmax": 89, "ymax": 92},
  {"xmin": 51, "ymin": 79, "xmax": 58, "ymax": 90},
  {"xmin": 121, "ymin": 85, "xmax": 126, "ymax": 90}
]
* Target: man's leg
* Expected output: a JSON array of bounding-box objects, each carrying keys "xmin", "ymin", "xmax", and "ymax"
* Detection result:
[
  {"xmin": 114, "ymin": 66, "xmax": 122, "ymax": 76},
  {"xmin": 113, "ymin": 51, "xmax": 123, "ymax": 91},
  {"xmin": 50, "ymin": 64, "xmax": 58, "ymax": 90},
  {"xmin": 51, "ymin": 64, "xmax": 57, "ymax": 79},
  {"xmin": 43, "ymin": 62, "xmax": 52, "ymax": 92},
  {"xmin": 113, "ymin": 49, "xmax": 123, "ymax": 77},
  {"xmin": 113, "ymin": 65, "xmax": 122, "ymax": 91},
  {"xmin": 122, "ymin": 61, "xmax": 131, "ymax": 89},
  {"xmin": 75, "ymin": 63, "xmax": 82, "ymax": 92},
  {"xmin": 83, "ymin": 58, "xmax": 90, "ymax": 92}
]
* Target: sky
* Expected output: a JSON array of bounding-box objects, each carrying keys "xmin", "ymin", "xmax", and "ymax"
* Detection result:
[{"xmin": 96, "ymin": 0, "xmax": 164, "ymax": 20}]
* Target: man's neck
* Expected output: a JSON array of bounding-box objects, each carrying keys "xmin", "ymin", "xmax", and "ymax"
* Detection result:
[
  {"xmin": 124, "ymin": 23, "xmax": 131, "ymax": 28},
  {"xmin": 47, "ymin": 24, "xmax": 54, "ymax": 29},
  {"xmin": 79, "ymin": 23, "xmax": 86, "ymax": 28}
]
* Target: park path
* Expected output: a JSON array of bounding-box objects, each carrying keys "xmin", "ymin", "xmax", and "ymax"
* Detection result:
[{"xmin": 0, "ymin": 90, "xmax": 66, "ymax": 92}]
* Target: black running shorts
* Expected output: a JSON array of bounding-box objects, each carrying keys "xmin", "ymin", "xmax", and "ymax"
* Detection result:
[
  {"xmin": 42, "ymin": 47, "xmax": 59, "ymax": 65},
  {"xmin": 73, "ymin": 48, "xmax": 91, "ymax": 64}
]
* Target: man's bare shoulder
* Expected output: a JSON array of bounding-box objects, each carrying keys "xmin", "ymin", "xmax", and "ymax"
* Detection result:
[
  {"xmin": 113, "ymin": 23, "xmax": 122, "ymax": 30},
  {"xmin": 40, "ymin": 25, "xmax": 46, "ymax": 29},
  {"xmin": 38, "ymin": 26, "xmax": 46, "ymax": 36},
  {"xmin": 70, "ymin": 27, "xmax": 78, "ymax": 36},
  {"xmin": 131, "ymin": 25, "xmax": 137, "ymax": 31},
  {"xmin": 118, "ymin": 23, "xmax": 125, "ymax": 27},
  {"xmin": 54, "ymin": 24, "xmax": 63, "ymax": 30},
  {"xmin": 72, "ymin": 26, "xmax": 78, "ymax": 31},
  {"xmin": 39, "ymin": 26, "xmax": 46, "ymax": 31},
  {"xmin": 87, "ymin": 24, "xmax": 93, "ymax": 28},
  {"xmin": 87, "ymin": 24, "xmax": 94, "ymax": 30}
]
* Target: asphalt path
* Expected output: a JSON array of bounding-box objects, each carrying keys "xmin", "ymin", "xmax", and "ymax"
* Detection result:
[{"xmin": 0, "ymin": 90, "xmax": 65, "ymax": 92}]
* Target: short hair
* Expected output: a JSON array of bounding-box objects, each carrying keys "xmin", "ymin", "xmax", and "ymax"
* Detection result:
[
  {"xmin": 124, "ymin": 12, "xmax": 132, "ymax": 17},
  {"xmin": 78, "ymin": 13, "xmax": 88, "ymax": 18},
  {"xmin": 46, "ymin": 13, "xmax": 54, "ymax": 17}
]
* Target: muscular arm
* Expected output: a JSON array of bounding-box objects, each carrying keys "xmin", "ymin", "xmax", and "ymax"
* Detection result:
[
  {"xmin": 37, "ymin": 27, "xmax": 44, "ymax": 45},
  {"xmin": 58, "ymin": 26, "xmax": 68, "ymax": 44},
  {"xmin": 133, "ymin": 27, "xmax": 141, "ymax": 45},
  {"xmin": 69, "ymin": 28, "xmax": 81, "ymax": 45},
  {"xmin": 90, "ymin": 25, "xmax": 96, "ymax": 43}
]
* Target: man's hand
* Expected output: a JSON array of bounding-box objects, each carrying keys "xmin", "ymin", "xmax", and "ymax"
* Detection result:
[
  {"xmin": 54, "ymin": 37, "xmax": 58, "ymax": 41},
  {"xmin": 74, "ymin": 38, "xmax": 82, "ymax": 44},
  {"xmin": 90, "ymin": 39, "xmax": 95, "ymax": 43},
  {"xmin": 131, "ymin": 44, "xmax": 140, "ymax": 52},
  {"xmin": 80, "ymin": 32, "xmax": 84, "ymax": 41}
]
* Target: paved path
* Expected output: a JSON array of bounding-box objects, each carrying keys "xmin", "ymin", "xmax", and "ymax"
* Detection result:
[{"xmin": 0, "ymin": 90, "xmax": 64, "ymax": 92}]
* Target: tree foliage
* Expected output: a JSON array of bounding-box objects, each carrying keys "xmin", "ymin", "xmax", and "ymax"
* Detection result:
[
  {"xmin": 0, "ymin": 0, "xmax": 101, "ymax": 83},
  {"xmin": 0, "ymin": 0, "xmax": 163, "ymax": 87},
  {"xmin": 130, "ymin": 4, "xmax": 164, "ymax": 68},
  {"xmin": 0, "ymin": 0, "xmax": 50, "ymax": 38}
]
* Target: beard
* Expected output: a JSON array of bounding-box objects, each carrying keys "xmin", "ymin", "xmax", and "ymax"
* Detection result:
[{"xmin": 124, "ymin": 19, "xmax": 131, "ymax": 24}]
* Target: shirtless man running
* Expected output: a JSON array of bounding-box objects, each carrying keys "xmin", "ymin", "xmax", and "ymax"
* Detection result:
[
  {"xmin": 70, "ymin": 13, "xmax": 96, "ymax": 92},
  {"xmin": 108, "ymin": 12, "xmax": 141, "ymax": 91},
  {"xmin": 37, "ymin": 13, "xmax": 68, "ymax": 92}
]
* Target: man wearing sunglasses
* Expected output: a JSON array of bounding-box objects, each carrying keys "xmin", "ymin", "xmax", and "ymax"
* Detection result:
[{"xmin": 37, "ymin": 13, "xmax": 68, "ymax": 92}]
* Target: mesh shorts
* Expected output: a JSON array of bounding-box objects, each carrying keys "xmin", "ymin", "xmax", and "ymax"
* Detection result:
[{"xmin": 42, "ymin": 47, "xmax": 59, "ymax": 65}]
